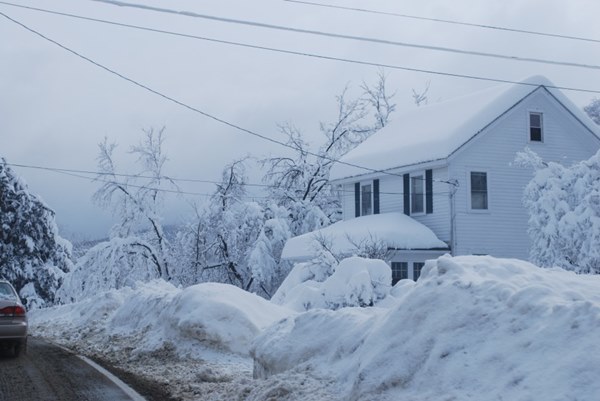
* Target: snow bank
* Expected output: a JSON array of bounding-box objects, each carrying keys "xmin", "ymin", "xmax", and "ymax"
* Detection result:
[
  {"xmin": 253, "ymin": 255, "xmax": 600, "ymax": 401},
  {"xmin": 281, "ymin": 212, "xmax": 447, "ymax": 261},
  {"xmin": 31, "ymin": 280, "xmax": 291, "ymax": 356},
  {"xmin": 273, "ymin": 256, "xmax": 392, "ymax": 311}
]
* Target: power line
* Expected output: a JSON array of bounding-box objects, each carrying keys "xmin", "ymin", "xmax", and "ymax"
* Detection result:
[
  {"xmin": 51, "ymin": 169, "xmax": 219, "ymax": 197},
  {"xmin": 5, "ymin": 161, "xmax": 452, "ymax": 197},
  {"xmin": 79, "ymin": 0, "xmax": 600, "ymax": 71},
  {"xmin": 1, "ymin": 2, "xmax": 599, "ymax": 95},
  {"xmin": 0, "ymin": 10, "xmax": 464, "ymax": 186},
  {"xmin": 283, "ymin": 0, "xmax": 600, "ymax": 45}
]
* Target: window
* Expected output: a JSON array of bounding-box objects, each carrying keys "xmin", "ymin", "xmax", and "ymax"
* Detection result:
[
  {"xmin": 411, "ymin": 175, "xmax": 424, "ymax": 214},
  {"xmin": 470, "ymin": 172, "xmax": 488, "ymax": 210},
  {"xmin": 391, "ymin": 262, "xmax": 408, "ymax": 285},
  {"xmin": 413, "ymin": 262, "xmax": 425, "ymax": 281},
  {"xmin": 361, "ymin": 184, "xmax": 372, "ymax": 215},
  {"xmin": 529, "ymin": 112, "xmax": 543, "ymax": 142}
]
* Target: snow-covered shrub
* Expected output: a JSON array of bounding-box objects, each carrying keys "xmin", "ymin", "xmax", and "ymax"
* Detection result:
[
  {"xmin": 0, "ymin": 159, "xmax": 73, "ymax": 307},
  {"xmin": 272, "ymin": 256, "xmax": 392, "ymax": 311},
  {"xmin": 322, "ymin": 257, "xmax": 391, "ymax": 308},
  {"xmin": 517, "ymin": 148, "xmax": 600, "ymax": 273}
]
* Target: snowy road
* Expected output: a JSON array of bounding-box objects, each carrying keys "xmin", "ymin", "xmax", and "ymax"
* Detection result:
[{"xmin": 0, "ymin": 337, "xmax": 144, "ymax": 401}]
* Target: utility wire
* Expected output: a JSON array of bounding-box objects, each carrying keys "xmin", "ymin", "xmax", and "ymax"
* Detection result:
[
  {"xmin": 1, "ymin": 2, "xmax": 599, "ymax": 95},
  {"xmin": 0, "ymin": 10, "xmax": 464, "ymax": 186},
  {"xmin": 51, "ymin": 168, "xmax": 220, "ymax": 197},
  {"xmin": 283, "ymin": 0, "xmax": 600, "ymax": 44},
  {"xmin": 5, "ymin": 161, "xmax": 452, "ymax": 197},
  {"xmin": 75, "ymin": 0, "xmax": 600, "ymax": 71}
]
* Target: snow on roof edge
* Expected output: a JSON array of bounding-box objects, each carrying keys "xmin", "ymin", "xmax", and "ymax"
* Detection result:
[
  {"xmin": 281, "ymin": 212, "xmax": 448, "ymax": 261},
  {"xmin": 329, "ymin": 75, "xmax": 594, "ymax": 182}
]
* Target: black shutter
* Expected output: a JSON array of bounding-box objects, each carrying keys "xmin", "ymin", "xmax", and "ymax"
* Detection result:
[
  {"xmin": 355, "ymin": 182, "xmax": 360, "ymax": 217},
  {"xmin": 426, "ymin": 169, "xmax": 433, "ymax": 214},
  {"xmin": 373, "ymin": 179, "xmax": 380, "ymax": 214},
  {"xmin": 403, "ymin": 174, "xmax": 410, "ymax": 215}
]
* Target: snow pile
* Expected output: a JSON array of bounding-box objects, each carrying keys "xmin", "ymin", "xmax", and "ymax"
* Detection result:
[
  {"xmin": 32, "ymin": 279, "xmax": 290, "ymax": 356},
  {"xmin": 281, "ymin": 212, "xmax": 447, "ymax": 261},
  {"xmin": 254, "ymin": 255, "xmax": 600, "ymax": 401},
  {"xmin": 273, "ymin": 256, "xmax": 392, "ymax": 311}
]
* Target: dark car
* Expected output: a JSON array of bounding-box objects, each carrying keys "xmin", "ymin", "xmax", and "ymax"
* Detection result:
[{"xmin": 0, "ymin": 280, "xmax": 27, "ymax": 357}]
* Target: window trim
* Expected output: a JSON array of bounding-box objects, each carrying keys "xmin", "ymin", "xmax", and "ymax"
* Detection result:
[
  {"xmin": 468, "ymin": 170, "xmax": 490, "ymax": 213},
  {"xmin": 528, "ymin": 111, "xmax": 544, "ymax": 143},
  {"xmin": 410, "ymin": 172, "xmax": 425, "ymax": 215}
]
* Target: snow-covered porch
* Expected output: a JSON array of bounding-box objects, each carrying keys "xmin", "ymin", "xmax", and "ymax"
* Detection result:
[{"xmin": 281, "ymin": 213, "xmax": 450, "ymax": 282}]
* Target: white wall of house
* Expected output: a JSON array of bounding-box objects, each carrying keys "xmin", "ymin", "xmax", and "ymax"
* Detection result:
[
  {"xmin": 448, "ymin": 88, "xmax": 600, "ymax": 259},
  {"xmin": 408, "ymin": 166, "xmax": 451, "ymax": 244},
  {"xmin": 340, "ymin": 167, "xmax": 452, "ymax": 244}
]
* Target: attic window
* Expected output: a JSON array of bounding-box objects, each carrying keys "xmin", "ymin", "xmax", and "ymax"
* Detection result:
[{"xmin": 529, "ymin": 112, "xmax": 543, "ymax": 142}]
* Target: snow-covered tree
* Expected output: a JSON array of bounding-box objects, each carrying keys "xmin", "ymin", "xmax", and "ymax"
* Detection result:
[
  {"xmin": 59, "ymin": 128, "xmax": 178, "ymax": 302},
  {"xmin": 194, "ymin": 160, "xmax": 268, "ymax": 293},
  {"xmin": 92, "ymin": 127, "xmax": 174, "ymax": 279},
  {"xmin": 517, "ymin": 148, "xmax": 600, "ymax": 273},
  {"xmin": 0, "ymin": 159, "xmax": 73, "ymax": 307},
  {"xmin": 584, "ymin": 98, "xmax": 600, "ymax": 125},
  {"xmin": 261, "ymin": 73, "xmax": 396, "ymax": 232}
]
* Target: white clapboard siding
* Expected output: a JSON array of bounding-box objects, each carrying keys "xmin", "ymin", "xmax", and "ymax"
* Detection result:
[
  {"xmin": 408, "ymin": 166, "xmax": 451, "ymax": 244},
  {"xmin": 340, "ymin": 168, "xmax": 451, "ymax": 244},
  {"xmin": 449, "ymin": 88, "xmax": 600, "ymax": 259}
]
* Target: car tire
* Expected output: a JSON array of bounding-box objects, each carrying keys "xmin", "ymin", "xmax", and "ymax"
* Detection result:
[{"xmin": 12, "ymin": 341, "xmax": 23, "ymax": 358}]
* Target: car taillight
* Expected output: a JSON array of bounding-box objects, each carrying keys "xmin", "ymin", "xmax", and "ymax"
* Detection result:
[
  {"xmin": 0, "ymin": 306, "xmax": 26, "ymax": 317},
  {"xmin": 13, "ymin": 306, "xmax": 26, "ymax": 316}
]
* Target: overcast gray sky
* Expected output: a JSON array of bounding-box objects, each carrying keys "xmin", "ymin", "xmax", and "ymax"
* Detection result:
[{"xmin": 1, "ymin": 0, "xmax": 599, "ymax": 239}]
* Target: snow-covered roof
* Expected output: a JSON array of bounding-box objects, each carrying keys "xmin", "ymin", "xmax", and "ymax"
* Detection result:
[
  {"xmin": 281, "ymin": 212, "xmax": 448, "ymax": 261},
  {"xmin": 330, "ymin": 76, "xmax": 600, "ymax": 181}
]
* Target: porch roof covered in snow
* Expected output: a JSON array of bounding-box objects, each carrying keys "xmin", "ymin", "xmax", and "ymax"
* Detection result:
[{"xmin": 281, "ymin": 212, "xmax": 449, "ymax": 261}]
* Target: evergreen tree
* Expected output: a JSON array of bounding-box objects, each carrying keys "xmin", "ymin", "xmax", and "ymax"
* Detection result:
[{"xmin": 0, "ymin": 159, "xmax": 73, "ymax": 307}]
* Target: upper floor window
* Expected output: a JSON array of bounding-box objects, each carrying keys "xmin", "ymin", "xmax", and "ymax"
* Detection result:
[
  {"xmin": 470, "ymin": 171, "xmax": 488, "ymax": 210},
  {"xmin": 529, "ymin": 112, "xmax": 543, "ymax": 142},
  {"xmin": 355, "ymin": 180, "xmax": 380, "ymax": 217},
  {"xmin": 361, "ymin": 184, "xmax": 373, "ymax": 216},
  {"xmin": 411, "ymin": 175, "xmax": 424, "ymax": 214}
]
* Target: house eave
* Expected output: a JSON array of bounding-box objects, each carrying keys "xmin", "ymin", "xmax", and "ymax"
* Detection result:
[
  {"xmin": 331, "ymin": 158, "xmax": 448, "ymax": 185},
  {"xmin": 387, "ymin": 247, "xmax": 451, "ymax": 252}
]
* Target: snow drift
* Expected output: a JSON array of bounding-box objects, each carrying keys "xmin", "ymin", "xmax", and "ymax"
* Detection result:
[
  {"xmin": 31, "ymin": 280, "xmax": 290, "ymax": 356},
  {"xmin": 253, "ymin": 255, "xmax": 600, "ymax": 401}
]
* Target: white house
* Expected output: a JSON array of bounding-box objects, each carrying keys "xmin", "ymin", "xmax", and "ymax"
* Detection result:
[{"xmin": 282, "ymin": 76, "xmax": 600, "ymax": 284}]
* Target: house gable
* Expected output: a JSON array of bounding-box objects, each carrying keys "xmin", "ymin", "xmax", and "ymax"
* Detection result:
[
  {"xmin": 448, "ymin": 87, "xmax": 600, "ymax": 259},
  {"xmin": 330, "ymin": 76, "xmax": 600, "ymax": 183}
]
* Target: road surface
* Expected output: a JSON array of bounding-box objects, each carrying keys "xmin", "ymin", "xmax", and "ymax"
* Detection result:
[{"xmin": 0, "ymin": 337, "xmax": 144, "ymax": 401}]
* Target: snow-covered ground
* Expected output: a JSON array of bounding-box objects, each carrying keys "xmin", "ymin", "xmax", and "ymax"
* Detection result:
[{"xmin": 31, "ymin": 255, "xmax": 600, "ymax": 400}]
